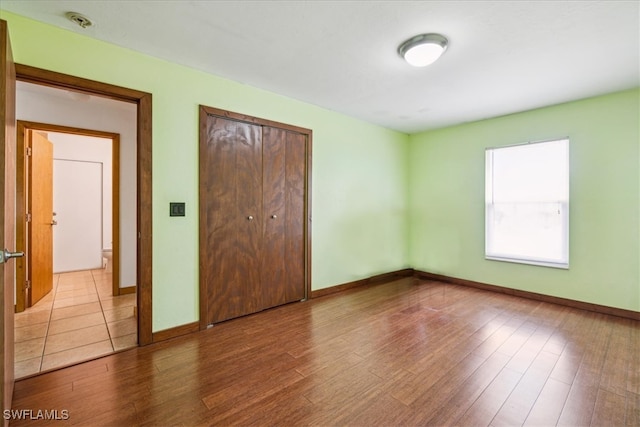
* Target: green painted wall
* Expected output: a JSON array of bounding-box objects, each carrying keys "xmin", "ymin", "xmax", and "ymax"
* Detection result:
[
  {"xmin": 2, "ymin": 10, "xmax": 638, "ymax": 333},
  {"xmin": 1, "ymin": 12, "xmax": 410, "ymax": 331},
  {"xmin": 408, "ymin": 89, "xmax": 640, "ymax": 312}
]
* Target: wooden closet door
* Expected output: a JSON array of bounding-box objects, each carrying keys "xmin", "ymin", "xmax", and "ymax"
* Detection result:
[
  {"xmin": 202, "ymin": 116, "xmax": 263, "ymax": 324},
  {"xmin": 261, "ymin": 127, "xmax": 306, "ymax": 309}
]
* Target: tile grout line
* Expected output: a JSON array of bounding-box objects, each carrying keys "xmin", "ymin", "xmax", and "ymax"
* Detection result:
[
  {"xmin": 93, "ymin": 269, "xmax": 116, "ymax": 353},
  {"xmin": 39, "ymin": 273, "xmax": 60, "ymax": 374},
  {"xmin": 42, "ymin": 271, "xmax": 108, "ymax": 371},
  {"xmin": 17, "ymin": 269, "xmax": 136, "ymax": 377}
]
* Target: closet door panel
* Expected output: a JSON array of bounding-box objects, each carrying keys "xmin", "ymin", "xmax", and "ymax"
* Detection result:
[
  {"xmin": 261, "ymin": 127, "xmax": 287, "ymax": 309},
  {"xmin": 204, "ymin": 116, "xmax": 238, "ymax": 324},
  {"xmin": 284, "ymin": 131, "xmax": 306, "ymax": 302},
  {"xmin": 200, "ymin": 106, "xmax": 310, "ymax": 327},
  {"xmin": 204, "ymin": 116, "xmax": 262, "ymax": 324},
  {"xmin": 234, "ymin": 122, "xmax": 263, "ymax": 316}
]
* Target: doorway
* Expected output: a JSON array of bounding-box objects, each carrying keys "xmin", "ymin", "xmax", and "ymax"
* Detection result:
[
  {"xmin": 15, "ymin": 122, "xmax": 124, "ymax": 312},
  {"xmin": 13, "ymin": 122, "xmax": 137, "ymax": 378},
  {"xmin": 9, "ymin": 65, "xmax": 152, "ymax": 378}
]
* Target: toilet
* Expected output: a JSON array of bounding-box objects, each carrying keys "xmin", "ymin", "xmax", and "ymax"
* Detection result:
[{"xmin": 102, "ymin": 249, "xmax": 113, "ymax": 273}]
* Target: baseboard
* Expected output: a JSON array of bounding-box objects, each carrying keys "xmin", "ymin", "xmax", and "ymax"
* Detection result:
[
  {"xmin": 152, "ymin": 321, "xmax": 200, "ymax": 343},
  {"xmin": 152, "ymin": 268, "xmax": 638, "ymax": 343},
  {"xmin": 118, "ymin": 286, "xmax": 136, "ymax": 295},
  {"xmin": 311, "ymin": 268, "xmax": 414, "ymax": 298},
  {"xmin": 414, "ymin": 270, "xmax": 640, "ymax": 321}
]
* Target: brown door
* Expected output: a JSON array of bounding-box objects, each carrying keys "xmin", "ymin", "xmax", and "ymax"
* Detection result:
[
  {"xmin": 261, "ymin": 127, "xmax": 306, "ymax": 308},
  {"xmin": 202, "ymin": 116, "xmax": 263, "ymax": 324},
  {"xmin": 200, "ymin": 109, "xmax": 309, "ymax": 326},
  {"xmin": 1, "ymin": 18, "xmax": 17, "ymax": 421},
  {"xmin": 27, "ymin": 130, "xmax": 54, "ymax": 306}
]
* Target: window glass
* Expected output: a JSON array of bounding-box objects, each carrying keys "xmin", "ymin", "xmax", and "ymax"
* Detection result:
[{"xmin": 485, "ymin": 138, "xmax": 569, "ymax": 268}]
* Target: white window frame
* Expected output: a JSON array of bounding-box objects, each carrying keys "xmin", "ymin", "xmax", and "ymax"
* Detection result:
[{"xmin": 485, "ymin": 138, "xmax": 570, "ymax": 269}]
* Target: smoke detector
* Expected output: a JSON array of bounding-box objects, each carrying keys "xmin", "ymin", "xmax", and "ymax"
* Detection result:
[{"xmin": 66, "ymin": 12, "xmax": 93, "ymax": 29}]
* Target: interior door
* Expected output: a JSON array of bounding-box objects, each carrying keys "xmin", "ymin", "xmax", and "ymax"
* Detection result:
[
  {"xmin": 27, "ymin": 130, "xmax": 54, "ymax": 306},
  {"xmin": 261, "ymin": 127, "xmax": 286, "ymax": 309},
  {"xmin": 202, "ymin": 116, "xmax": 262, "ymax": 324},
  {"xmin": 1, "ymin": 18, "xmax": 17, "ymax": 422},
  {"xmin": 261, "ymin": 127, "xmax": 306, "ymax": 308},
  {"xmin": 200, "ymin": 107, "xmax": 310, "ymax": 328}
]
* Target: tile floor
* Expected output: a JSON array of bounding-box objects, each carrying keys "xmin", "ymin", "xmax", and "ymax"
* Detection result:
[{"xmin": 14, "ymin": 268, "xmax": 137, "ymax": 379}]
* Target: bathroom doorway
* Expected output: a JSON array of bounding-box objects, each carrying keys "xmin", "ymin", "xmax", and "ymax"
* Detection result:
[{"xmin": 15, "ymin": 121, "xmax": 122, "ymax": 312}]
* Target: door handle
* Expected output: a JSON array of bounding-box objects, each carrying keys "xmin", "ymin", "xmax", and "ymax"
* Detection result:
[{"xmin": 0, "ymin": 249, "xmax": 24, "ymax": 264}]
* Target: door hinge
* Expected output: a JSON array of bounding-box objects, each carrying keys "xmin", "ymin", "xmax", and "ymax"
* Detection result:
[
  {"xmin": 25, "ymin": 280, "xmax": 31, "ymax": 290},
  {"xmin": 26, "ymin": 213, "xmax": 32, "ymax": 222},
  {"xmin": 26, "ymin": 147, "xmax": 32, "ymax": 156}
]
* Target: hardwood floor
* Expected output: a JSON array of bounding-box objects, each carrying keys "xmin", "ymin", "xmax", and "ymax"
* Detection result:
[{"xmin": 9, "ymin": 277, "xmax": 640, "ymax": 426}]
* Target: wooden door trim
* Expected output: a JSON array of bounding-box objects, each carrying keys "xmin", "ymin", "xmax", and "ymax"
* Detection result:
[
  {"xmin": 16, "ymin": 64, "xmax": 147, "ymax": 103},
  {"xmin": 15, "ymin": 121, "xmax": 122, "ymax": 312},
  {"xmin": 197, "ymin": 107, "xmax": 208, "ymax": 330},
  {"xmin": 14, "ymin": 124, "xmax": 25, "ymax": 312},
  {"xmin": 200, "ymin": 105, "xmax": 312, "ymax": 135},
  {"xmin": 198, "ymin": 106, "xmax": 312, "ymax": 330},
  {"xmin": 305, "ymin": 132, "xmax": 313, "ymax": 303},
  {"xmin": 15, "ymin": 65, "xmax": 153, "ymax": 346}
]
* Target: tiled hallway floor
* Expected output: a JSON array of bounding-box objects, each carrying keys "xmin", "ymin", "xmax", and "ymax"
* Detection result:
[{"xmin": 14, "ymin": 268, "xmax": 137, "ymax": 379}]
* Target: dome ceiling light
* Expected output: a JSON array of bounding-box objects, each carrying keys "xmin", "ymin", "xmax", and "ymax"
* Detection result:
[{"xmin": 398, "ymin": 33, "xmax": 448, "ymax": 67}]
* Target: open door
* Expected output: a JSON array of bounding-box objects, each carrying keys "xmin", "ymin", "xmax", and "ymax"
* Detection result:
[
  {"xmin": 27, "ymin": 130, "xmax": 54, "ymax": 306},
  {"xmin": 1, "ymin": 18, "xmax": 18, "ymax": 423}
]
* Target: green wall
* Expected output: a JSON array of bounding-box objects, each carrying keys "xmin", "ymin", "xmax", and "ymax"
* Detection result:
[
  {"xmin": 2, "ymin": 10, "xmax": 638, "ymax": 333},
  {"xmin": 1, "ymin": 12, "xmax": 410, "ymax": 331},
  {"xmin": 408, "ymin": 89, "xmax": 640, "ymax": 312}
]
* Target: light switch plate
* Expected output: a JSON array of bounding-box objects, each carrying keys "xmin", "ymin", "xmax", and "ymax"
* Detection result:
[{"xmin": 170, "ymin": 202, "xmax": 185, "ymax": 217}]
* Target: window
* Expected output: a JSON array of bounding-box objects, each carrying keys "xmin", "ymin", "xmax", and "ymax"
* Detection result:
[{"xmin": 485, "ymin": 138, "xmax": 569, "ymax": 268}]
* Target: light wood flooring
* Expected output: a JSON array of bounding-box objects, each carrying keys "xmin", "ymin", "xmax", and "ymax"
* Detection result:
[
  {"xmin": 13, "ymin": 269, "xmax": 137, "ymax": 378},
  {"xmin": 10, "ymin": 277, "xmax": 640, "ymax": 426}
]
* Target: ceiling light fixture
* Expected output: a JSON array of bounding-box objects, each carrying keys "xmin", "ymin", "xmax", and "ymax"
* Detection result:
[
  {"xmin": 66, "ymin": 12, "xmax": 93, "ymax": 29},
  {"xmin": 398, "ymin": 33, "xmax": 448, "ymax": 67}
]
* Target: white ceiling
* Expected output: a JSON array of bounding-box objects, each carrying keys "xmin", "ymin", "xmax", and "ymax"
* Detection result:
[{"xmin": 2, "ymin": 1, "xmax": 639, "ymax": 134}]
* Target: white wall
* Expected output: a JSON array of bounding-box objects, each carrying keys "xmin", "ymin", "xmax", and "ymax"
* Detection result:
[
  {"xmin": 17, "ymin": 81, "xmax": 137, "ymax": 289},
  {"xmin": 49, "ymin": 132, "xmax": 111, "ymax": 273},
  {"xmin": 53, "ymin": 159, "xmax": 103, "ymax": 272}
]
